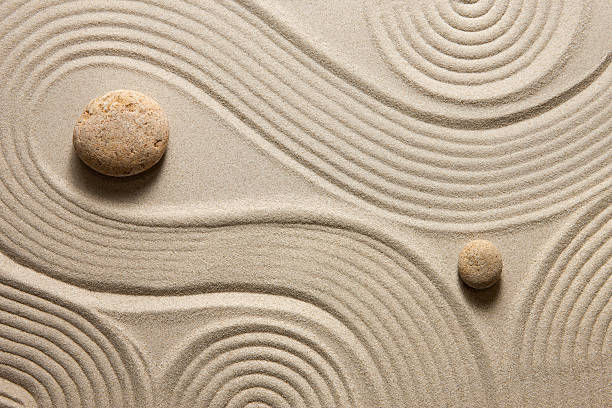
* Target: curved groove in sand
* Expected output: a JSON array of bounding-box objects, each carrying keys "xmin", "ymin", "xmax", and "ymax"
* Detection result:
[
  {"xmin": 0, "ymin": 277, "xmax": 152, "ymax": 407},
  {"xmin": 0, "ymin": 217, "xmax": 499, "ymax": 406},
  {"xmin": 513, "ymin": 188, "xmax": 612, "ymax": 372},
  {"xmin": 162, "ymin": 316, "xmax": 365, "ymax": 407},
  {"xmin": 0, "ymin": 0, "xmax": 609, "ymax": 249},
  {"xmin": 0, "ymin": 377, "xmax": 37, "ymax": 408},
  {"xmin": 4, "ymin": 211, "xmax": 500, "ymax": 406},
  {"xmin": 148, "ymin": 241, "xmax": 497, "ymax": 408},
  {"xmin": 1, "ymin": 26, "xmax": 500, "ymax": 395},
  {"xmin": 0, "ymin": 209, "xmax": 498, "ymax": 407},
  {"xmin": 0, "ymin": 1, "xmax": 607, "ymax": 406},
  {"xmin": 365, "ymin": 0, "xmax": 589, "ymax": 101},
  {"xmin": 241, "ymin": 0, "xmax": 604, "ymax": 122}
]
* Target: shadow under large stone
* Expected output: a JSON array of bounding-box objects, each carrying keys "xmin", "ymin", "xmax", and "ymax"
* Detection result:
[
  {"xmin": 68, "ymin": 147, "xmax": 167, "ymax": 202},
  {"xmin": 457, "ymin": 269, "xmax": 502, "ymax": 308}
]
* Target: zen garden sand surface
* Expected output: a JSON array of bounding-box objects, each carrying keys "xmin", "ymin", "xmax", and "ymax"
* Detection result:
[{"xmin": 0, "ymin": 0, "xmax": 610, "ymax": 407}]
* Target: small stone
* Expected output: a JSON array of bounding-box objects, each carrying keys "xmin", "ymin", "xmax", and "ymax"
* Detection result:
[
  {"xmin": 73, "ymin": 90, "xmax": 169, "ymax": 177},
  {"xmin": 458, "ymin": 239, "xmax": 502, "ymax": 289}
]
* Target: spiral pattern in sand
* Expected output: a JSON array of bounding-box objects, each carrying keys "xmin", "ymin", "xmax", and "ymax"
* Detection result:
[
  {"xmin": 0, "ymin": 277, "xmax": 152, "ymax": 407},
  {"xmin": 365, "ymin": 0, "xmax": 589, "ymax": 102}
]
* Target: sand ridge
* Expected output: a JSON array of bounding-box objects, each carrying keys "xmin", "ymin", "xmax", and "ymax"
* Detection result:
[{"xmin": 0, "ymin": 0, "xmax": 610, "ymax": 406}]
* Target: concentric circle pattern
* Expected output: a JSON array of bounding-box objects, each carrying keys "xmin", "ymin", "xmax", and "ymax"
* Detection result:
[
  {"xmin": 366, "ymin": 0, "xmax": 588, "ymax": 102},
  {"xmin": 0, "ymin": 277, "xmax": 152, "ymax": 407},
  {"xmin": 0, "ymin": 0, "xmax": 609, "ymax": 406},
  {"xmin": 149, "ymin": 226, "xmax": 495, "ymax": 407},
  {"xmin": 167, "ymin": 324, "xmax": 367, "ymax": 407},
  {"xmin": 160, "ymin": 310, "xmax": 377, "ymax": 407},
  {"xmin": 513, "ymin": 189, "xmax": 611, "ymax": 375}
]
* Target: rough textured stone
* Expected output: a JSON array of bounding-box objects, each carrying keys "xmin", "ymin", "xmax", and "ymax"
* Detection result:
[
  {"xmin": 458, "ymin": 239, "xmax": 503, "ymax": 289},
  {"xmin": 73, "ymin": 90, "xmax": 169, "ymax": 177}
]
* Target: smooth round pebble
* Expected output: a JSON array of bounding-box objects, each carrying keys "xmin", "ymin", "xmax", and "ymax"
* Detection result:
[
  {"xmin": 73, "ymin": 90, "xmax": 169, "ymax": 177},
  {"xmin": 458, "ymin": 239, "xmax": 502, "ymax": 289}
]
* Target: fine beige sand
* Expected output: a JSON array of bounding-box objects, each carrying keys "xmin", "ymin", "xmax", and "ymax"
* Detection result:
[{"xmin": 0, "ymin": 0, "xmax": 610, "ymax": 407}]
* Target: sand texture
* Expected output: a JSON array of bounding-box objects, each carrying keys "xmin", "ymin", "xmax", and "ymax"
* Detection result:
[{"xmin": 0, "ymin": 0, "xmax": 610, "ymax": 407}]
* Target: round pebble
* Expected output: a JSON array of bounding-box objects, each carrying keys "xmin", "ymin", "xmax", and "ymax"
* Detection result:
[
  {"xmin": 458, "ymin": 239, "xmax": 502, "ymax": 289},
  {"xmin": 73, "ymin": 90, "xmax": 169, "ymax": 177}
]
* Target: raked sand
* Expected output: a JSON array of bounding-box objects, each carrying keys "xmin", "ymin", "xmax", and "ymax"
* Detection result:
[{"xmin": 0, "ymin": 0, "xmax": 610, "ymax": 406}]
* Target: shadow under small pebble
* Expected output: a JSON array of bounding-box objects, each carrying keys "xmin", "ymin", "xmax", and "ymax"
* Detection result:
[
  {"xmin": 457, "ymin": 270, "xmax": 501, "ymax": 308},
  {"xmin": 68, "ymin": 148, "xmax": 167, "ymax": 202}
]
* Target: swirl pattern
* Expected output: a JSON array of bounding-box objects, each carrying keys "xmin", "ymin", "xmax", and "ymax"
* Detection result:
[
  {"xmin": 1, "ymin": 219, "xmax": 497, "ymax": 406},
  {"xmin": 0, "ymin": 0, "xmax": 608, "ymax": 250},
  {"xmin": 146, "ymin": 224, "xmax": 497, "ymax": 407},
  {"xmin": 159, "ymin": 297, "xmax": 383, "ymax": 407},
  {"xmin": 365, "ymin": 0, "xmax": 589, "ymax": 102},
  {"xmin": 512, "ymin": 188, "xmax": 611, "ymax": 379},
  {"xmin": 0, "ymin": 0, "xmax": 607, "ymax": 406},
  {"xmin": 0, "ymin": 276, "xmax": 152, "ymax": 407}
]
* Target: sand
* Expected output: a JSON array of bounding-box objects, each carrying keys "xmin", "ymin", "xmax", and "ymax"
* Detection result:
[{"xmin": 0, "ymin": 0, "xmax": 610, "ymax": 407}]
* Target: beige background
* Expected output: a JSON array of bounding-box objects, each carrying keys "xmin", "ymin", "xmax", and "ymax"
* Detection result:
[{"xmin": 0, "ymin": 0, "xmax": 610, "ymax": 406}]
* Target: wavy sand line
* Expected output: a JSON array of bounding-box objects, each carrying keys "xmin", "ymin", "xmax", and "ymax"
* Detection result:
[
  {"xmin": 510, "ymin": 188, "xmax": 611, "ymax": 400},
  {"xmin": 0, "ymin": 0, "xmax": 609, "ymax": 241},
  {"xmin": 0, "ymin": 1, "xmax": 606, "ymax": 406},
  {"xmin": 144, "ymin": 225, "xmax": 497, "ymax": 406},
  {"xmin": 239, "ymin": 0, "xmax": 605, "ymax": 123},
  {"xmin": 0, "ymin": 277, "xmax": 152, "ymax": 407},
  {"xmin": 161, "ymin": 312, "xmax": 377, "ymax": 407},
  {"xmin": 366, "ymin": 0, "xmax": 588, "ymax": 101},
  {"xmin": 1, "ymin": 219, "xmax": 497, "ymax": 407}
]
